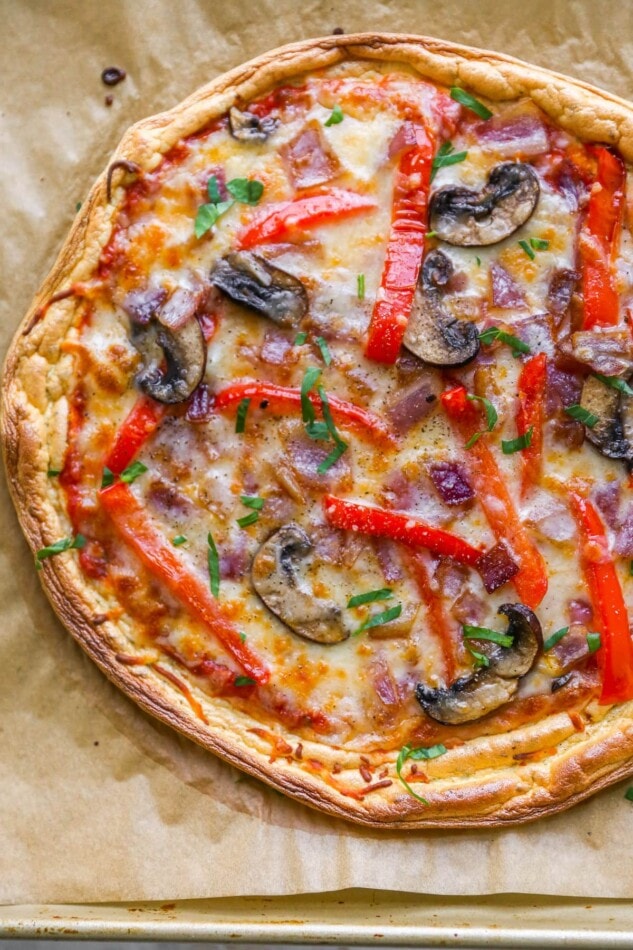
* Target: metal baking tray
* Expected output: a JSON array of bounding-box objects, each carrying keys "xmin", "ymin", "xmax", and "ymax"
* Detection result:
[{"xmin": 2, "ymin": 889, "xmax": 633, "ymax": 946}]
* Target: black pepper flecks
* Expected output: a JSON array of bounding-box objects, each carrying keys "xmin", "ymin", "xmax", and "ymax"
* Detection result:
[{"xmin": 101, "ymin": 66, "xmax": 126, "ymax": 87}]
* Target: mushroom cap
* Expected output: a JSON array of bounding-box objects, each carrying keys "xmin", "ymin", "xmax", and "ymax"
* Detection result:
[
  {"xmin": 429, "ymin": 162, "xmax": 540, "ymax": 246},
  {"xmin": 415, "ymin": 602, "xmax": 542, "ymax": 725},
  {"xmin": 402, "ymin": 250, "xmax": 480, "ymax": 367},
  {"xmin": 251, "ymin": 523, "xmax": 348, "ymax": 644},
  {"xmin": 229, "ymin": 106, "xmax": 279, "ymax": 143},
  {"xmin": 133, "ymin": 313, "xmax": 206, "ymax": 404},
  {"xmin": 210, "ymin": 251, "xmax": 308, "ymax": 327}
]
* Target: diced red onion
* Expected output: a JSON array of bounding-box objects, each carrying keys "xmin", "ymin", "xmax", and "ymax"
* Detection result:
[
  {"xmin": 547, "ymin": 268, "xmax": 578, "ymax": 316},
  {"xmin": 281, "ymin": 123, "xmax": 340, "ymax": 189},
  {"xmin": 451, "ymin": 587, "xmax": 487, "ymax": 626},
  {"xmin": 546, "ymin": 360, "xmax": 583, "ymax": 414},
  {"xmin": 185, "ymin": 383, "xmax": 214, "ymax": 423},
  {"xmin": 147, "ymin": 479, "xmax": 193, "ymax": 517},
  {"xmin": 260, "ymin": 328, "xmax": 293, "ymax": 365},
  {"xmin": 615, "ymin": 507, "xmax": 633, "ymax": 556},
  {"xmin": 428, "ymin": 461, "xmax": 474, "ymax": 506},
  {"xmin": 551, "ymin": 623, "xmax": 590, "ymax": 672},
  {"xmin": 476, "ymin": 542, "xmax": 519, "ymax": 594},
  {"xmin": 476, "ymin": 102, "xmax": 549, "ymax": 158},
  {"xmin": 567, "ymin": 598, "xmax": 594, "ymax": 625},
  {"xmin": 387, "ymin": 382, "xmax": 438, "ymax": 434},
  {"xmin": 284, "ymin": 438, "xmax": 350, "ymax": 485},
  {"xmin": 373, "ymin": 537, "xmax": 405, "ymax": 582},
  {"xmin": 311, "ymin": 525, "xmax": 346, "ymax": 564},
  {"xmin": 219, "ymin": 534, "xmax": 249, "ymax": 580},
  {"xmin": 593, "ymin": 483, "xmax": 621, "ymax": 530},
  {"xmin": 159, "ymin": 286, "xmax": 204, "ymax": 330},
  {"xmin": 121, "ymin": 287, "xmax": 167, "ymax": 325},
  {"xmin": 370, "ymin": 655, "xmax": 400, "ymax": 707},
  {"xmin": 382, "ymin": 469, "xmax": 416, "ymax": 509},
  {"xmin": 571, "ymin": 328, "xmax": 633, "ymax": 377},
  {"xmin": 388, "ymin": 121, "xmax": 426, "ymax": 158},
  {"xmin": 490, "ymin": 263, "xmax": 527, "ymax": 309}
]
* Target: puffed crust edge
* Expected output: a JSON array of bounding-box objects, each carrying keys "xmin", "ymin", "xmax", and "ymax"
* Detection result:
[{"xmin": 4, "ymin": 33, "xmax": 633, "ymax": 829}]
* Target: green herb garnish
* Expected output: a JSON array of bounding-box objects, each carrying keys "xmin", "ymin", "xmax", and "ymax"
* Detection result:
[
  {"xmin": 518, "ymin": 239, "xmax": 536, "ymax": 260},
  {"xmin": 207, "ymin": 175, "xmax": 222, "ymax": 203},
  {"xmin": 449, "ymin": 87, "xmax": 493, "ymax": 120},
  {"xmin": 47, "ymin": 468, "xmax": 61, "ymax": 478},
  {"xmin": 239, "ymin": 632, "xmax": 247, "ymax": 643},
  {"xmin": 324, "ymin": 104, "xmax": 344, "ymax": 126},
  {"xmin": 172, "ymin": 535, "xmax": 187, "ymax": 546},
  {"xmin": 586, "ymin": 632, "xmax": 602, "ymax": 654},
  {"xmin": 465, "ymin": 394, "xmax": 498, "ymax": 450},
  {"xmin": 463, "ymin": 624, "xmax": 514, "ymax": 648},
  {"xmin": 316, "ymin": 387, "xmax": 348, "ymax": 473},
  {"xmin": 207, "ymin": 532, "xmax": 220, "ymax": 598},
  {"xmin": 226, "ymin": 177, "xmax": 264, "ymax": 205},
  {"xmin": 357, "ymin": 273, "xmax": 365, "ymax": 300},
  {"xmin": 237, "ymin": 511, "xmax": 260, "ymax": 528},
  {"xmin": 502, "ymin": 426, "xmax": 534, "ymax": 455},
  {"xmin": 396, "ymin": 743, "xmax": 447, "ymax": 804},
  {"xmin": 36, "ymin": 534, "xmax": 86, "ymax": 568},
  {"xmin": 348, "ymin": 588, "xmax": 393, "ymax": 608},
  {"xmin": 317, "ymin": 440, "xmax": 348, "ymax": 474},
  {"xmin": 194, "ymin": 199, "xmax": 234, "ymax": 238},
  {"xmin": 466, "ymin": 645, "xmax": 490, "ymax": 668},
  {"xmin": 235, "ymin": 397, "xmax": 251, "ymax": 434},
  {"xmin": 353, "ymin": 603, "xmax": 402, "ymax": 636},
  {"xmin": 593, "ymin": 373, "xmax": 633, "ymax": 397},
  {"xmin": 478, "ymin": 326, "xmax": 531, "ymax": 356},
  {"xmin": 240, "ymin": 495, "xmax": 265, "ymax": 510},
  {"xmin": 316, "ymin": 336, "xmax": 333, "ymax": 366},
  {"xmin": 120, "ymin": 461, "xmax": 148, "ymax": 484},
  {"xmin": 431, "ymin": 142, "xmax": 468, "ymax": 181},
  {"xmin": 294, "ymin": 331, "xmax": 308, "ymax": 346},
  {"xmin": 543, "ymin": 626, "xmax": 569, "ymax": 652},
  {"xmin": 564, "ymin": 405, "xmax": 598, "ymax": 428},
  {"xmin": 101, "ymin": 466, "xmax": 115, "ymax": 489},
  {"xmin": 530, "ymin": 237, "xmax": 550, "ymax": 251},
  {"xmin": 475, "ymin": 256, "xmax": 481, "ymax": 267},
  {"xmin": 625, "ymin": 787, "xmax": 633, "ymax": 801},
  {"xmin": 234, "ymin": 675, "xmax": 256, "ymax": 687}
]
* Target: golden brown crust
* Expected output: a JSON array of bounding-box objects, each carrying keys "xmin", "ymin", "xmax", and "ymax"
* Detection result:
[{"xmin": 5, "ymin": 33, "xmax": 633, "ymax": 828}]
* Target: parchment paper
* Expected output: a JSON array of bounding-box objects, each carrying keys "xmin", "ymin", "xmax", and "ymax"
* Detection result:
[{"xmin": 4, "ymin": 0, "xmax": 633, "ymax": 905}]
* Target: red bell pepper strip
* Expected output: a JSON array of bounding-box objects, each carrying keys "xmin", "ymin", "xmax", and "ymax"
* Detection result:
[
  {"xmin": 238, "ymin": 189, "xmax": 377, "ymax": 249},
  {"xmin": 441, "ymin": 386, "xmax": 548, "ymax": 609},
  {"xmin": 569, "ymin": 492, "xmax": 633, "ymax": 704},
  {"xmin": 214, "ymin": 379, "xmax": 396, "ymax": 446},
  {"xmin": 323, "ymin": 495, "xmax": 483, "ymax": 566},
  {"xmin": 365, "ymin": 125, "xmax": 435, "ymax": 364},
  {"xmin": 100, "ymin": 482, "xmax": 270, "ymax": 685},
  {"xmin": 105, "ymin": 396, "xmax": 166, "ymax": 475},
  {"xmin": 580, "ymin": 146, "xmax": 626, "ymax": 330},
  {"xmin": 517, "ymin": 352, "xmax": 547, "ymax": 499},
  {"xmin": 406, "ymin": 550, "xmax": 460, "ymax": 682}
]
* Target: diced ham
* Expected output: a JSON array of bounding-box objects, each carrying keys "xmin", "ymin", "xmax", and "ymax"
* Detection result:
[
  {"xmin": 489, "ymin": 263, "xmax": 527, "ymax": 309},
  {"xmin": 388, "ymin": 121, "xmax": 426, "ymax": 158},
  {"xmin": 281, "ymin": 121, "xmax": 341, "ymax": 189},
  {"xmin": 219, "ymin": 534, "xmax": 249, "ymax": 580},
  {"xmin": 433, "ymin": 559, "xmax": 469, "ymax": 601},
  {"xmin": 451, "ymin": 587, "xmax": 487, "ymax": 626},
  {"xmin": 525, "ymin": 490, "xmax": 576, "ymax": 543},
  {"xmin": 369, "ymin": 654, "xmax": 400, "ymax": 707},
  {"xmin": 547, "ymin": 268, "xmax": 578, "ymax": 317},
  {"xmin": 311, "ymin": 525, "xmax": 346, "ymax": 563},
  {"xmin": 593, "ymin": 483, "xmax": 621, "ymax": 530},
  {"xmin": 382, "ymin": 469, "xmax": 416, "ymax": 509},
  {"xmin": 260, "ymin": 328, "xmax": 294, "ymax": 365},
  {"xmin": 475, "ymin": 100, "xmax": 550, "ymax": 158},
  {"xmin": 159, "ymin": 286, "xmax": 205, "ymax": 330},
  {"xmin": 185, "ymin": 383, "xmax": 214, "ymax": 423},
  {"xmin": 551, "ymin": 623, "xmax": 591, "ymax": 673},
  {"xmin": 428, "ymin": 461, "xmax": 474, "ymax": 506},
  {"xmin": 147, "ymin": 479, "xmax": 193, "ymax": 517},
  {"xmin": 283, "ymin": 436, "xmax": 350, "ymax": 488},
  {"xmin": 568, "ymin": 598, "xmax": 594, "ymax": 625},
  {"xmin": 571, "ymin": 328, "xmax": 633, "ymax": 377},
  {"xmin": 387, "ymin": 381, "xmax": 439, "ymax": 434},
  {"xmin": 615, "ymin": 506, "xmax": 633, "ymax": 556},
  {"xmin": 373, "ymin": 537, "xmax": 405, "ymax": 582},
  {"xmin": 511, "ymin": 312, "xmax": 555, "ymax": 355},
  {"xmin": 476, "ymin": 542, "xmax": 519, "ymax": 593},
  {"xmin": 121, "ymin": 287, "xmax": 167, "ymax": 325}
]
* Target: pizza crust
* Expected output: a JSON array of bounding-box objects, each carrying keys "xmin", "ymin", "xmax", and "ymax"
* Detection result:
[{"xmin": 4, "ymin": 33, "xmax": 633, "ymax": 828}]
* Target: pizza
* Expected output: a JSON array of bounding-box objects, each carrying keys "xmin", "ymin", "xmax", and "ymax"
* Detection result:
[{"xmin": 5, "ymin": 34, "xmax": 633, "ymax": 828}]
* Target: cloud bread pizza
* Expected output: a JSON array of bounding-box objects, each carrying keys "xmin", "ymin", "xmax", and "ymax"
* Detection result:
[{"xmin": 6, "ymin": 34, "xmax": 633, "ymax": 828}]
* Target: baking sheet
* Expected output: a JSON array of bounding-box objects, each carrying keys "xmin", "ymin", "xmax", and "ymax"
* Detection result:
[{"xmin": 5, "ymin": 0, "xmax": 633, "ymax": 906}]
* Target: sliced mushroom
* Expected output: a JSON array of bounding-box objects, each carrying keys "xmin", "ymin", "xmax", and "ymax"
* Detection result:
[
  {"xmin": 229, "ymin": 106, "xmax": 279, "ymax": 143},
  {"xmin": 415, "ymin": 603, "xmax": 542, "ymax": 725},
  {"xmin": 251, "ymin": 523, "xmax": 347, "ymax": 644},
  {"xmin": 133, "ymin": 318, "xmax": 205, "ymax": 404},
  {"xmin": 429, "ymin": 162, "xmax": 540, "ymax": 246},
  {"xmin": 403, "ymin": 250, "xmax": 479, "ymax": 366},
  {"xmin": 210, "ymin": 251, "xmax": 308, "ymax": 327},
  {"xmin": 580, "ymin": 374, "xmax": 632, "ymax": 461}
]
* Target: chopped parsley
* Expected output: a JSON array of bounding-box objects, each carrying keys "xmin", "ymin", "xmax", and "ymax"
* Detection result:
[
  {"xmin": 120, "ymin": 461, "xmax": 148, "ymax": 483},
  {"xmin": 530, "ymin": 237, "xmax": 550, "ymax": 251},
  {"xmin": 299, "ymin": 369, "xmax": 348, "ymax": 471},
  {"xmin": 543, "ymin": 626, "xmax": 569, "ymax": 652},
  {"xmin": 518, "ymin": 239, "xmax": 535, "ymax": 260},
  {"xmin": 36, "ymin": 534, "xmax": 86, "ymax": 569},
  {"xmin": 226, "ymin": 177, "xmax": 264, "ymax": 204},
  {"xmin": 240, "ymin": 495, "xmax": 265, "ymax": 510},
  {"xmin": 294, "ymin": 331, "xmax": 308, "ymax": 346},
  {"xmin": 475, "ymin": 256, "xmax": 481, "ymax": 267},
  {"xmin": 564, "ymin": 405, "xmax": 599, "ymax": 428},
  {"xmin": 431, "ymin": 142, "xmax": 468, "ymax": 181},
  {"xmin": 237, "ymin": 511, "xmax": 260, "ymax": 528},
  {"xmin": 465, "ymin": 393, "xmax": 498, "ymax": 449},
  {"xmin": 207, "ymin": 532, "xmax": 220, "ymax": 598},
  {"xmin": 235, "ymin": 397, "xmax": 251, "ymax": 433},
  {"xmin": 195, "ymin": 174, "xmax": 264, "ymax": 238},
  {"xmin": 586, "ymin": 632, "xmax": 602, "ymax": 654},
  {"xmin": 316, "ymin": 386, "xmax": 348, "ymax": 473},
  {"xmin": 449, "ymin": 87, "xmax": 493, "ymax": 120},
  {"xmin": 463, "ymin": 624, "xmax": 514, "ymax": 648},
  {"xmin": 478, "ymin": 326, "xmax": 531, "ymax": 356},
  {"xmin": 625, "ymin": 787, "xmax": 633, "ymax": 802},
  {"xmin": 101, "ymin": 466, "xmax": 115, "ymax": 489},
  {"xmin": 593, "ymin": 373, "xmax": 633, "ymax": 397},
  {"xmin": 171, "ymin": 535, "xmax": 187, "ymax": 546},
  {"xmin": 324, "ymin": 104, "xmax": 344, "ymax": 126},
  {"xmin": 239, "ymin": 631, "xmax": 247, "ymax": 643},
  {"xmin": 348, "ymin": 588, "xmax": 393, "ymax": 608},
  {"xmin": 315, "ymin": 336, "xmax": 333, "ymax": 366},
  {"xmin": 357, "ymin": 273, "xmax": 365, "ymax": 300},
  {"xmin": 353, "ymin": 603, "xmax": 402, "ymax": 636},
  {"xmin": 466, "ymin": 645, "xmax": 490, "ymax": 668},
  {"xmin": 501, "ymin": 426, "xmax": 534, "ymax": 455}
]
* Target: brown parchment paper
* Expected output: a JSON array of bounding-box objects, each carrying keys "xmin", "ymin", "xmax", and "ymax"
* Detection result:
[{"xmin": 4, "ymin": 0, "xmax": 633, "ymax": 905}]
